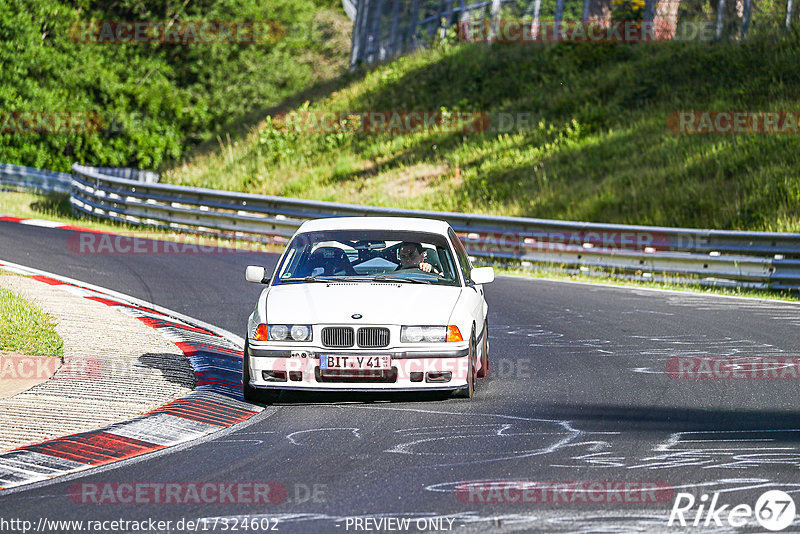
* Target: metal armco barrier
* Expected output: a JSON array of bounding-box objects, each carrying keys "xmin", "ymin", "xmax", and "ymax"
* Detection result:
[
  {"xmin": 0, "ymin": 163, "xmax": 72, "ymax": 194},
  {"xmin": 4, "ymin": 162, "xmax": 800, "ymax": 291},
  {"xmin": 70, "ymin": 164, "xmax": 800, "ymax": 291}
]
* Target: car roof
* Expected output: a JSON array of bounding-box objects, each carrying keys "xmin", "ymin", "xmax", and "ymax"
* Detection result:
[{"xmin": 296, "ymin": 217, "xmax": 452, "ymax": 236}]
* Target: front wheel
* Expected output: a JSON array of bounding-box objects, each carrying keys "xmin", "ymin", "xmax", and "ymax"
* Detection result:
[
  {"xmin": 452, "ymin": 329, "xmax": 476, "ymax": 399},
  {"xmin": 477, "ymin": 318, "xmax": 489, "ymax": 379}
]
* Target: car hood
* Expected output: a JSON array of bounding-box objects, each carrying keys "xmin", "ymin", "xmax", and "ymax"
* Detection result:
[{"xmin": 265, "ymin": 282, "xmax": 462, "ymax": 325}]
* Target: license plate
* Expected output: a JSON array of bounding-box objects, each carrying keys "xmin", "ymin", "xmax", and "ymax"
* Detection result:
[{"xmin": 320, "ymin": 355, "xmax": 391, "ymax": 370}]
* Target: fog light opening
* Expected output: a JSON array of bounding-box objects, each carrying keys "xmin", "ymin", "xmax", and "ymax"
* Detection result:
[
  {"xmin": 426, "ymin": 371, "xmax": 452, "ymax": 383},
  {"xmin": 289, "ymin": 371, "xmax": 303, "ymax": 381},
  {"xmin": 262, "ymin": 370, "xmax": 287, "ymax": 382}
]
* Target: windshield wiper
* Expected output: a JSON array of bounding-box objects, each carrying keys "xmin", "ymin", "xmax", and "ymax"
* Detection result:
[
  {"xmin": 280, "ymin": 276, "xmax": 352, "ymax": 283},
  {"xmin": 373, "ymin": 275, "xmax": 431, "ymax": 284}
]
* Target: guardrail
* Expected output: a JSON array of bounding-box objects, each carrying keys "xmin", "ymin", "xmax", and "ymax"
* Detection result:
[
  {"xmin": 4, "ymin": 162, "xmax": 800, "ymax": 291},
  {"xmin": 0, "ymin": 163, "xmax": 72, "ymax": 194},
  {"xmin": 69, "ymin": 164, "xmax": 800, "ymax": 291}
]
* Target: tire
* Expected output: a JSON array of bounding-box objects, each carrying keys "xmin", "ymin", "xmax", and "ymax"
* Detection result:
[
  {"xmin": 477, "ymin": 318, "xmax": 489, "ymax": 379},
  {"xmin": 242, "ymin": 339, "xmax": 280, "ymax": 404},
  {"xmin": 452, "ymin": 328, "xmax": 476, "ymax": 398}
]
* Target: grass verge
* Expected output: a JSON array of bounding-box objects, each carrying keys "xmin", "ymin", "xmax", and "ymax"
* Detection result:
[
  {"xmin": 0, "ymin": 280, "xmax": 63, "ymax": 357},
  {"xmin": 496, "ymin": 265, "xmax": 800, "ymax": 302}
]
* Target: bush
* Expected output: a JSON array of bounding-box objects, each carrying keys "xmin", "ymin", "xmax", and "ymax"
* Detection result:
[{"xmin": 0, "ymin": 0, "xmax": 350, "ymax": 172}]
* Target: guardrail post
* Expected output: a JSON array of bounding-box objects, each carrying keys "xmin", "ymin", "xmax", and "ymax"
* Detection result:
[
  {"xmin": 370, "ymin": 0, "xmax": 384, "ymax": 61},
  {"xmin": 490, "ymin": 0, "xmax": 501, "ymax": 42},
  {"xmin": 350, "ymin": 0, "xmax": 368, "ymax": 67},
  {"xmin": 581, "ymin": 0, "xmax": 592, "ymax": 23},
  {"xmin": 409, "ymin": 0, "xmax": 420, "ymax": 50},
  {"xmin": 390, "ymin": 0, "xmax": 401, "ymax": 56},
  {"xmin": 531, "ymin": 0, "xmax": 542, "ymax": 39},
  {"xmin": 715, "ymin": 0, "xmax": 726, "ymax": 39},
  {"xmin": 554, "ymin": 0, "xmax": 566, "ymax": 28},
  {"xmin": 740, "ymin": 0, "xmax": 753, "ymax": 38},
  {"xmin": 442, "ymin": 0, "xmax": 454, "ymax": 38},
  {"xmin": 360, "ymin": 0, "xmax": 373, "ymax": 64},
  {"xmin": 643, "ymin": 0, "xmax": 656, "ymax": 24}
]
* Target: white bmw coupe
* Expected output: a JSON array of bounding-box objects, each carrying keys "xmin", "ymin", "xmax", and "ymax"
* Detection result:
[{"xmin": 243, "ymin": 216, "xmax": 493, "ymax": 401}]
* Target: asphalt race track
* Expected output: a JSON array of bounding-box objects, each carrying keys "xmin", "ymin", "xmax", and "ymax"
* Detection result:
[{"xmin": 2, "ymin": 221, "xmax": 800, "ymax": 533}]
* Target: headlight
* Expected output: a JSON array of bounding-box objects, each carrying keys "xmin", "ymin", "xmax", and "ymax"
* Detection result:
[
  {"xmin": 253, "ymin": 324, "xmax": 312, "ymax": 341},
  {"xmin": 269, "ymin": 324, "xmax": 290, "ymax": 340},
  {"xmin": 401, "ymin": 325, "xmax": 447, "ymax": 343},
  {"xmin": 290, "ymin": 325, "xmax": 311, "ymax": 341}
]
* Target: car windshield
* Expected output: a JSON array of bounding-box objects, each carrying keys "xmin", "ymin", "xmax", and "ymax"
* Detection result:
[{"xmin": 271, "ymin": 229, "xmax": 461, "ymax": 287}]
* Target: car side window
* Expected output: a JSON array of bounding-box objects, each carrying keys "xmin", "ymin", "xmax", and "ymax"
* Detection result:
[{"xmin": 448, "ymin": 228, "xmax": 473, "ymax": 285}]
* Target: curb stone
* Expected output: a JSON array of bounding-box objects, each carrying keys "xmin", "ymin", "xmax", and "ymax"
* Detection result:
[
  {"xmin": 0, "ymin": 273, "xmax": 194, "ymax": 450},
  {"xmin": 0, "ymin": 260, "xmax": 262, "ymax": 490}
]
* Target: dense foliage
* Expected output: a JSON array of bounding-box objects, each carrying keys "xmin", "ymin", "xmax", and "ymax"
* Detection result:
[{"xmin": 0, "ymin": 0, "xmax": 350, "ymax": 171}]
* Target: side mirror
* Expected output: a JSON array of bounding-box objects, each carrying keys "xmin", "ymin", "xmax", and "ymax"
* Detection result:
[
  {"xmin": 470, "ymin": 266, "xmax": 494, "ymax": 285},
  {"xmin": 245, "ymin": 265, "xmax": 267, "ymax": 284}
]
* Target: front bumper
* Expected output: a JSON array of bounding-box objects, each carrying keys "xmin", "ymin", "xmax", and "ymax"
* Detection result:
[{"xmin": 247, "ymin": 344, "xmax": 470, "ymax": 391}]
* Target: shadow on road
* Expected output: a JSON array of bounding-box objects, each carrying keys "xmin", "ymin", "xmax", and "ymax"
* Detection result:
[{"xmin": 529, "ymin": 402, "xmax": 800, "ymax": 437}]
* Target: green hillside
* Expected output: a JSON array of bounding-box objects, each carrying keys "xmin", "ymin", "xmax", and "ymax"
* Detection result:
[{"xmin": 165, "ymin": 31, "xmax": 800, "ymax": 232}]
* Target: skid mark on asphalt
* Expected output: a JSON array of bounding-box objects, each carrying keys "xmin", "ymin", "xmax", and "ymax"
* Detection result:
[
  {"xmin": 627, "ymin": 335, "xmax": 799, "ymax": 375},
  {"xmin": 535, "ymin": 428, "xmax": 800, "ymax": 500},
  {"xmin": 426, "ymin": 478, "xmax": 800, "ymax": 498},
  {"xmin": 286, "ymin": 428, "xmax": 361, "ymax": 446},
  {"xmin": 626, "ymin": 429, "xmax": 800, "ymax": 471},
  {"xmin": 312, "ymin": 404, "xmax": 799, "ymax": 477},
  {"xmin": 316, "ymin": 404, "xmax": 631, "ymax": 468},
  {"xmin": 492, "ymin": 323, "xmax": 800, "ymax": 378},
  {"xmin": 529, "ymin": 425, "xmax": 800, "ymax": 475},
  {"xmin": 288, "ymin": 405, "xmax": 800, "ymax": 512},
  {"xmin": 627, "ymin": 290, "xmax": 800, "ymax": 327},
  {"xmin": 212, "ymin": 430, "xmax": 279, "ymax": 445}
]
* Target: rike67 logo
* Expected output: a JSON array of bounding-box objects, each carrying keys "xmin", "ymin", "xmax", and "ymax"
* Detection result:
[{"xmin": 668, "ymin": 490, "xmax": 796, "ymax": 531}]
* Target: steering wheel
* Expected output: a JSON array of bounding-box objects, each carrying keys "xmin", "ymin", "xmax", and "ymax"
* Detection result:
[{"xmin": 396, "ymin": 265, "xmax": 443, "ymax": 277}]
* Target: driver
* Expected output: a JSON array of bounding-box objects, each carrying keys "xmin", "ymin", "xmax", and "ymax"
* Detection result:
[{"xmin": 396, "ymin": 241, "xmax": 435, "ymax": 273}]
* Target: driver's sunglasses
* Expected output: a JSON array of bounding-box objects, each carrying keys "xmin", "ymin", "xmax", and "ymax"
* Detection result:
[{"xmin": 398, "ymin": 248, "xmax": 418, "ymax": 259}]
